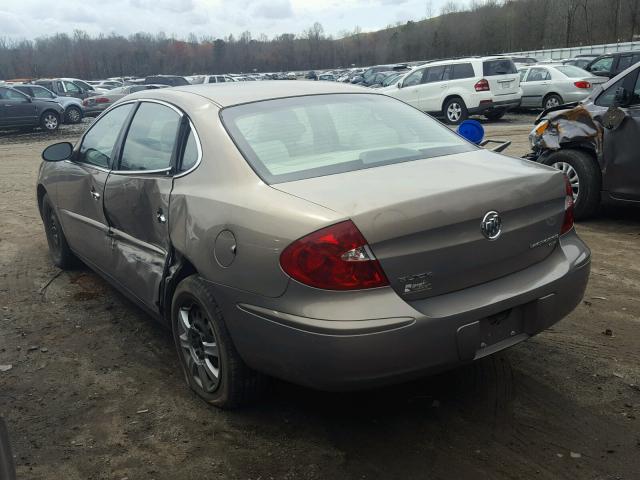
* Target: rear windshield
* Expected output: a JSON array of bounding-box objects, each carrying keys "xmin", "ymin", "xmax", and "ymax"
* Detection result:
[
  {"xmin": 555, "ymin": 65, "xmax": 589, "ymax": 78},
  {"xmin": 483, "ymin": 59, "xmax": 518, "ymax": 76},
  {"xmin": 221, "ymin": 94, "xmax": 475, "ymax": 184}
]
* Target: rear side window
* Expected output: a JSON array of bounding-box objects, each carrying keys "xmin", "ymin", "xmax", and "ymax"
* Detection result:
[
  {"xmin": 79, "ymin": 104, "xmax": 134, "ymax": 168},
  {"xmin": 451, "ymin": 63, "xmax": 475, "ymax": 80},
  {"xmin": 120, "ymin": 102, "xmax": 181, "ymax": 171},
  {"xmin": 180, "ymin": 129, "xmax": 200, "ymax": 171},
  {"xmin": 483, "ymin": 59, "xmax": 517, "ymax": 76}
]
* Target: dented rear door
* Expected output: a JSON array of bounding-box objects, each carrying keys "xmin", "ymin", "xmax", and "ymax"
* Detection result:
[{"xmin": 103, "ymin": 101, "xmax": 181, "ymax": 312}]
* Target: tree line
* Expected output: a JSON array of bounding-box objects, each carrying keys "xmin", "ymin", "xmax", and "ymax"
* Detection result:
[{"xmin": 1, "ymin": 0, "xmax": 639, "ymax": 80}]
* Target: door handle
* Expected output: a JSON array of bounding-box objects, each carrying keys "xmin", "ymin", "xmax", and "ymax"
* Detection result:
[
  {"xmin": 90, "ymin": 188, "xmax": 100, "ymax": 200},
  {"xmin": 156, "ymin": 209, "xmax": 166, "ymax": 224}
]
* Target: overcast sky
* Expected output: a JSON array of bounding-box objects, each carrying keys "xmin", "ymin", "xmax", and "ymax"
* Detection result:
[{"xmin": 0, "ymin": 0, "xmax": 463, "ymax": 41}]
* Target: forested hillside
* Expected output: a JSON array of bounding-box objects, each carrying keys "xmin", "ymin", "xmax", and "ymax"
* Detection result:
[{"xmin": 1, "ymin": 0, "xmax": 638, "ymax": 79}]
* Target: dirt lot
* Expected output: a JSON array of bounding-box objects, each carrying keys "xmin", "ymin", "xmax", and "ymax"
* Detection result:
[{"xmin": 1, "ymin": 114, "xmax": 639, "ymax": 480}]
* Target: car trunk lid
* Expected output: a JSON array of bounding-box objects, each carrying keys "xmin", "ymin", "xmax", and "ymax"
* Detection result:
[{"xmin": 273, "ymin": 150, "xmax": 566, "ymax": 300}]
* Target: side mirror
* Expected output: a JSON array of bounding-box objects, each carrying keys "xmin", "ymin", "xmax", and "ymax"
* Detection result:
[
  {"xmin": 42, "ymin": 142, "xmax": 73, "ymax": 162},
  {"xmin": 613, "ymin": 87, "xmax": 629, "ymax": 107},
  {"xmin": 397, "ymin": 81, "xmax": 403, "ymax": 89}
]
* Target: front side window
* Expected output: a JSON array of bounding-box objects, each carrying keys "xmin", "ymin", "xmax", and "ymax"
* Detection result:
[
  {"xmin": 4, "ymin": 89, "xmax": 29, "ymax": 101},
  {"xmin": 519, "ymin": 69, "xmax": 528, "ymax": 81},
  {"xmin": 221, "ymin": 94, "xmax": 475, "ymax": 184},
  {"xmin": 590, "ymin": 57, "xmax": 614, "ymax": 73},
  {"xmin": 617, "ymin": 55, "xmax": 635, "ymax": 73},
  {"xmin": 595, "ymin": 77, "xmax": 627, "ymax": 107},
  {"xmin": 32, "ymin": 86, "xmax": 56, "ymax": 99},
  {"xmin": 119, "ymin": 102, "xmax": 181, "ymax": 171},
  {"xmin": 63, "ymin": 81, "xmax": 82, "ymax": 94},
  {"xmin": 79, "ymin": 104, "xmax": 134, "ymax": 168},
  {"xmin": 402, "ymin": 69, "xmax": 424, "ymax": 87}
]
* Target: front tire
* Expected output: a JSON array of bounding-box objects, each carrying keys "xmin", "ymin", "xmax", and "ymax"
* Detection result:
[
  {"xmin": 65, "ymin": 106, "xmax": 82, "ymax": 124},
  {"xmin": 40, "ymin": 111, "xmax": 60, "ymax": 132},
  {"xmin": 41, "ymin": 193, "xmax": 76, "ymax": 269},
  {"xmin": 171, "ymin": 275, "xmax": 266, "ymax": 408},
  {"xmin": 540, "ymin": 149, "xmax": 601, "ymax": 220},
  {"xmin": 443, "ymin": 97, "xmax": 468, "ymax": 125}
]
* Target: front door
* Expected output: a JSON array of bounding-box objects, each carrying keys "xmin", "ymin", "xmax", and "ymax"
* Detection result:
[
  {"xmin": 601, "ymin": 69, "xmax": 640, "ymax": 201},
  {"xmin": 103, "ymin": 101, "xmax": 183, "ymax": 312},
  {"xmin": 420, "ymin": 65, "xmax": 448, "ymax": 113},
  {"xmin": 0, "ymin": 87, "xmax": 38, "ymax": 126},
  {"xmin": 55, "ymin": 103, "xmax": 135, "ymax": 270},
  {"xmin": 394, "ymin": 68, "xmax": 425, "ymax": 110}
]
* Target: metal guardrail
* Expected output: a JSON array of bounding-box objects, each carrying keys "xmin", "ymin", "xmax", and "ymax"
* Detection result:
[{"xmin": 504, "ymin": 41, "xmax": 640, "ymax": 60}]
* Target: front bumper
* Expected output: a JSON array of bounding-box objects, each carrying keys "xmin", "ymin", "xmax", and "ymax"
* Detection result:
[{"xmin": 212, "ymin": 230, "xmax": 590, "ymax": 391}]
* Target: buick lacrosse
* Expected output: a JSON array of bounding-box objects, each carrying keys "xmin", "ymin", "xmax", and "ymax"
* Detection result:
[{"xmin": 37, "ymin": 82, "xmax": 590, "ymax": 408}]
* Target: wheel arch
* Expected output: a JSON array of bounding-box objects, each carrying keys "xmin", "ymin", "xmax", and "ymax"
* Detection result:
[
  {"xmin": 36, "ymin": 184, "xmax": 47, "ymax": 219},
  {"xmin": 441, "ymin": 94, "xmax": 465, "ymax": 113},
  {"xmin": 160, "ymin": 249, "xmax": 199, "ymax": 326}
]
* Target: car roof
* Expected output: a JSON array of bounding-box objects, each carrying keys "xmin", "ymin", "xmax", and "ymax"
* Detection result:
[{"xmin": 131, "ymin": 81, "xmax": 371, "ymax": 107}]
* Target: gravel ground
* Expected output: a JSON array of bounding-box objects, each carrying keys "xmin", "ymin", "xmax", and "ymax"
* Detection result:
[{"xmin": 1, "ymin": 114, "xmax": 639, "ymax": 480}]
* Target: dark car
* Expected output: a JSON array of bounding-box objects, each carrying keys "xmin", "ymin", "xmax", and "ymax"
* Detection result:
[
  {"xmin": 12, "ymin": 84, "xmax": 84, "ymax": 124},
  {"xmin": 305, "ymin": 70, "xmax": 318, "ymax": 80},
  {"xmin": 586, "ymin": 51, "xmax": 640, "ymax": 79},
  {"xmin": 360, "ymin": 64, "xmax": 408, "ymax": 86},
  {"xmin": 34, "ymin": 78, "xmax": 91, "ymax": 99},
  {"xmin": 527, "ymin": 61, "xmax": 640, "ymax": 218},
  {"xmin": 0, "ymin": 86, "xmax": 64, "ymax": 132},
  {"xmin": 144, "ymin": 75, "xmax": 190, "ymax": 87},
  {"xmin": 368, "ymin": 71, "xmax": 403, "ymax": 88},
  {"xmin": 563, "ymin": 55, "xmax": 599, "ymax": 70}
]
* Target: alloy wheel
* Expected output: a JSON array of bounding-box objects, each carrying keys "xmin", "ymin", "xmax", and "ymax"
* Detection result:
[
  {"xmin": 447, "ymin": 102, "xmax": 462, "ymax": 123},
  {"xmin": 47, "ymin": 210, "xmax": 61, "ymax": 251},
  {"xmin": 67, "ymin": 108, "xmax": 80, "ymax": 123},
  {"xmin": 177, "ymin": 302, "xmax": 221, "ymax": 393},
  {"xmin": 545, "ymin": 97, "xmax": 560, "ymax": 109},
  {"xmin": 551, "ymin": 161, "xmax": 579, "ymax": 201},
  {"xmin": 43, "ymin": 114, "xmax": 58, "ymax": 130}
]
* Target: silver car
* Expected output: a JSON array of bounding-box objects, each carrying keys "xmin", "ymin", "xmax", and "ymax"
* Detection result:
[
  {"xmin": 82, "ymin": 84, "xmax": 168, "ymax": 117},
  {"xmin": 37, "ymin": 82, "xmax": 591, "ymax": 408},
  {"xmin": 518, "ymin": 64, "xmax": 607, "ymax": 110}
]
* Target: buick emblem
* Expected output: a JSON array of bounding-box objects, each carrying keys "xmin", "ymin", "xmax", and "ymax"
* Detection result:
[{"xmin": 481, "ymin": 211, "xmax": 502, "ymax": 240}]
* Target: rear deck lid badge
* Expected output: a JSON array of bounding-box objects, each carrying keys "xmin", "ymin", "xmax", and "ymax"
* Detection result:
[{"xmin": 481, "ymin": 211, "xmax": 502, "ymax": 240}]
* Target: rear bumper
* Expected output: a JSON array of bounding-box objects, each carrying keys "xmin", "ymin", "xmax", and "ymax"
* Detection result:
[
  {"xmin": 213, "ymin": 230, "xmax": 590, "ymax": 391},
  {"xmin": 468, "ymin": 98, "xmax": 522, "ymax": 114}
]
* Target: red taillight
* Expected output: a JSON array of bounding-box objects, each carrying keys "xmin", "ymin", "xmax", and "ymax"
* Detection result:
[
  {"xmin": 474, "ymin": 79, "xmax": 490, "ymax": 92},
  {"xmin": 280, "ymin": 220, "xmax": 389, "ymax": 290},
  {"xmin": 574, "ymin": 81, "xmax": 591, "ymax": 89},
  {"xmin": 561, "ymin": 175, "xmax": 575, "ymax": 235},
  {"xmin": 95, "ymin": 97, "xmax": 110, "ymax": 103}
]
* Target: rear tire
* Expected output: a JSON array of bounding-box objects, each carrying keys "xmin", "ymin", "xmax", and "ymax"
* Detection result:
[
  {"xmin": 65, "ymin": 106, "xmax": 82, "ymax": 124},
  {"xmin": 484, "ymin": 109, "xmax": 506, "ymax": 121},
  {"xmin": 543, "ymin": 94, "xmax": 563, "ymax": 110},
  {"xmin": 443, "ymin": 97, "xmax": 468, "ymax": 125},
  {"xmin": 540, "ymin": 149, "xmax": 601, "ymax": 220},
  {"xmin": 42, "ymin": 193, "xmax": 76, "ymax": 269},
  {"xmin": 40, "ymin": 111, "xmax": 60, "ymax": 132},
  {"xmin": 171, "ymin": 275, "xmax": 266, "ymax": 409}
]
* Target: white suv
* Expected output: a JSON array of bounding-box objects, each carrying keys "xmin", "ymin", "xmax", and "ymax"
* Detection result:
[{"xmin": 380, "ymin": 56, "xmax": 522, "ymax": 124}]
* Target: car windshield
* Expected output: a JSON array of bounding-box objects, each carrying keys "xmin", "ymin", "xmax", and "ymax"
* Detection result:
[
  {"xmin": 221, "ymin": 93, "xmax": 475, "ymax": 184},
  {"xmin": 555, "ymin": 65, "xmax": 589, "ymax": 78}
]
